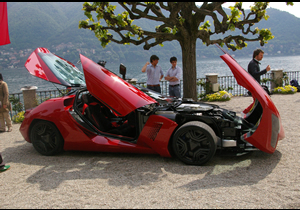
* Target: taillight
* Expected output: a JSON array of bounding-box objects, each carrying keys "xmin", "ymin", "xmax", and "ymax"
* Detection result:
[{"xmin": 271, "ymin": 114, "xmax": 280, "ymax": 148}]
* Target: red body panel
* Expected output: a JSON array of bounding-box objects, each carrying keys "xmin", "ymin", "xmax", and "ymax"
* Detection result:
[
  {"xmin": 137, "ymin": 115, "xmax": 178, "ymax": 157},
  {"xmin": 19, "ymin": 96, "xmax": 176, "ymax": 157},
  {"xmin": 24, "ymin": 48, "xmax": 85, "ymax": 87},
  {"xmin": 24, "ymin": 48, "xmax": 61, "ymax": 84},
  {"xmin": 19, "ymin": 95, "xmax": 89, "ymax": 146},
  {"xmin": 220, "ymin": 54, "xmax": 285, "ymax": 153},
  {"xmin": 80, "ymin": 54, "xmax": 156, "ymax": 116}
]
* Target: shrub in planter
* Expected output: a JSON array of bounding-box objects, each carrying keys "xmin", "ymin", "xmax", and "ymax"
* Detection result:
[
  {"xmin": 203, "ymin": 90, "xmax": 232, "ymax": 102},
  {"xmin": 272, "ymin": 85, "xmax": 297, "ymax": 94},
  {"xmin": 12, "ymin": 111, "xmax": 25, "ymax": 123}
]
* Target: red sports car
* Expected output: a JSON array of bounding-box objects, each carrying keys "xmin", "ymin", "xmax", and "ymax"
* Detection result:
[{"xmin": 19, "ymin": 47, "xmax": 285, "ymax": 165}]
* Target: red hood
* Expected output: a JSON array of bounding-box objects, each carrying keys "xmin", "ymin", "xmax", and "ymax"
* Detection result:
[
  {"xmin": 80, "ymin": 54, "xmax": 157, "ymax": 116},
  {"xmin": 220, "ymin": 53, "xmax": 285, "ymax": 153}
]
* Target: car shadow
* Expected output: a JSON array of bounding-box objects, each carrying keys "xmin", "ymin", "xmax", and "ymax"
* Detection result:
[
  {"xmin": 169, "ymin": 150, "xmax": 282, "ymax": 191},
  {"xmin": 3, "ymin": 140, "xmax": 281, "ymax": 191}
]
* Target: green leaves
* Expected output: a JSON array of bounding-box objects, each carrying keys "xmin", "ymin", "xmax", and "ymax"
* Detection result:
[
  {"xmin": 250, "ymin": 2, "xmax": 268, "ymax": 12},
  {"xmin": 259, "ymin": 28, "xmax": 274, "ymax": 44},
  {"xmin": 229, "ymin": 6, "xmax": 241, "ymax": 21},
  {"xmin": 250, "ymin": 2, "xmax": 269, "ymax": 21},
  {"xmin": 226, "ymin": 5, "xmax": 243, "ymax": 31},
  {"xmin": 78, "ymin": 20, "xmax": 89, "ymax": 29},
  {"xmin": 227, "ymin": 23, "xmax": 235, "ymax": 31},
  {"xmin": 84, "ymin": 11, "xmax": 94, "ymax": 22},
  {"xmin": 179, "ymin": 16, "xmax": 185, "ymax": 25},
  {"xmin": 155, "ymin": 25, "xmax": 178, "ymax": 35},
  {"xmin": 199, "ymin": 21, "xmax": 211, "ymax": 32},
  {"xmin": 79, "ymin": 2, "xmax": 287, "ymax": 53},
  {"xmin": 83, "ymin": 2, "xmax": 92, "ymax": 7}
]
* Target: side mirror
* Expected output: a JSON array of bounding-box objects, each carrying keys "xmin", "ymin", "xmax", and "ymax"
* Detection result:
[{"xmin": 119, "ymin": 63, "xmax": 126, "ymax": 80}]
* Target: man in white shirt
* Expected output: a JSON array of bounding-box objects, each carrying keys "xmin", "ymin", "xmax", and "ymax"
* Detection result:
[
  {"xmin": 141, "ymin": 55, "xmax": 164, "ymax": 93},
  {"xmin": 165, "ymin": 56, "xmax": 182, "ymax": 98}
]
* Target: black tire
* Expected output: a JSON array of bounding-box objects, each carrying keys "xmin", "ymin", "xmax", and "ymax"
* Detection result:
[
  {"xmin": 30, "ymin": 121, "xmax": 64, "ymax": 156},
  {"xmin": 172, "ymin": 121, "xmax": 217, "ymax": 165}
]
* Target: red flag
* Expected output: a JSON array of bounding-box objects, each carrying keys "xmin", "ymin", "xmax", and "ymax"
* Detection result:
[{"xmin": 0, "ymin": 2, "xmax": 10, "ymax": 46}]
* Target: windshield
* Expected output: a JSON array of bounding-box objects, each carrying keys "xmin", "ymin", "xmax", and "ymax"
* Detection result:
[{"xmin": 39, "ymin": 52, "xmax": 85, "ymax": 86}]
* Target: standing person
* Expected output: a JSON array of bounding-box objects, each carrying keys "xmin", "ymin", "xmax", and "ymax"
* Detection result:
[
  {"xmin": 141, "ymin": 55, "xmax": 164, "ymax": 93},
  {"xmin": 0, "ymin": 73, "xmax": 12, "ymax": 132},
  {"xmin": 0, "ymin": 152, "xmax": 10, "ymax": 173},
  {"xmin": 243, "ymin": 49, "xmax": 271, "ymax": 114},
  {"xmin": 164, "ymin": 56, "xmax": 182, "ymax": 98},
  {"xmin": 248, "ymin": 48, "xmax": 271, "ymax": 94}
]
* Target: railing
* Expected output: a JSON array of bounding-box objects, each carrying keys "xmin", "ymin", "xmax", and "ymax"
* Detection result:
[
  {"xmin": 285, "ymin": 71, "xmax": 300, "ymax": 85},
  {"xmin": 8, "ymin": 92, "xmax": 23, "ymax": 117},
  {"xmin": 217, "ymin": 72, "xmax": 274, "ymax": 96},
  {"xmin": 35, "ymin": 89, "xmax": 67, "ymax": 104},
  {"xmin": 9, "ymin": 89, "xmax": 67, "ymax": 117},
  {"xmin": 9, "ymin": 71, "xmax": 300, "ymax": 116}
]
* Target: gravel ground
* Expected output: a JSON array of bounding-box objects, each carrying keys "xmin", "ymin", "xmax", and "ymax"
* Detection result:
[{"xmin": 0, "ymin": 93, "xmax": 299, "ymax": 209}]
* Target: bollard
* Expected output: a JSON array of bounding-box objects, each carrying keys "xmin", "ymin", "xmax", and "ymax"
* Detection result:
[
  {"xmin": 21, "ymin": 86, "xmax": 38, "ymax": 110},
  {"xmin": 271, "ymin": 69, "xmax": 283, "ymax": 89},
  {"xmin": 205, "ymin": 73, "xmax": 219, "ymax": 93}
]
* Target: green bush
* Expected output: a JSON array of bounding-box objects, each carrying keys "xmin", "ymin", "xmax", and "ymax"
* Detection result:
[
  {"xmin": 12, "ymin": 111, "xmax": 25, "ymax": 123},
  {"xmin": 202, "ymin": 90, "xmax": 233, "ymax": 102},
  {"xmin": 272, "ymin": 85, "xmax": 297, "ymax": 94},
  {"xmin": 9, "ymin": 95, "xmax": 24, "ymax": 112}
]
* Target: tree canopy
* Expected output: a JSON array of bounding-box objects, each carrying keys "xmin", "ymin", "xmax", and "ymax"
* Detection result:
[{"xmin": 79, "ymin": 2, "xmax": 293, "ymax": 100}]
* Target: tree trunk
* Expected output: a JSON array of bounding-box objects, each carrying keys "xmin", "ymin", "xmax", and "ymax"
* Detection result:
[{"xmin": 180, "ymin": 37, "xmax": 197, "ymax": 101}]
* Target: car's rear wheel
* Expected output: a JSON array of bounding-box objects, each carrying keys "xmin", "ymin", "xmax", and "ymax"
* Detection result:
[
  {"xmin": 172, "ymin": 121, "xmax": 217, "ymax": 165},
  {"xmin": 30, "ymin": 121, "xmax": 64, "ymax": 156}
]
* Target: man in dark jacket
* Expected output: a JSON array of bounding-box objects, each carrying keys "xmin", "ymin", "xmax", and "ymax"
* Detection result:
[
  {"xmin": 247, "ymin": 49, "xmax": 271, "ymax": 96},
  {"xmin": 244, "ymin": 49, "xmax": 271, "ymax": 114},
  {"xmin": 248, "ymin": 49, "xmax": 271, "ymax": 83}
]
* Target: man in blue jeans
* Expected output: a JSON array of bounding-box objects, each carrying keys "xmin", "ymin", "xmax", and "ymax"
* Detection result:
[
  {"xmin": 165, "ymin": 56, "xmax": 182, "ymax": 98},
  {"xmin": 141, "ymin": 55, "xmax": 164, "ymax": 93},
  {"xmin": 0, "ymin": 152, "xmax": 10, "ymax": 172}
]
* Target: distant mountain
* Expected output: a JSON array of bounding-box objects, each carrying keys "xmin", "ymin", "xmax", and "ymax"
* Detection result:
[{"xmin": 1, "ymin": 2, "xmax": 300, "ymax": 68}]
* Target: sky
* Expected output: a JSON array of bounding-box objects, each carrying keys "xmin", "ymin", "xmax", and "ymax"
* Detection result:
[{"xmin": 222, "ymin": 2, "xmax": 300, "ymax": 18}]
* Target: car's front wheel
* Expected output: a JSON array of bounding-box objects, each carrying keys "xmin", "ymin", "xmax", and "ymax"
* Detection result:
[
  {"xmin": 172, "ymin": 121, "xmax": 217, "ymax": 165},
  {"xmin": 30, "ymin": 120, "xmax": 64, "ymax": 156}
]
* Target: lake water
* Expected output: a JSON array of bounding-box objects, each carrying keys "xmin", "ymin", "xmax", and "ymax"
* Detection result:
[{"xmin": 2, "ymin": 55, "xmax": 300, "ymax": 94}]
